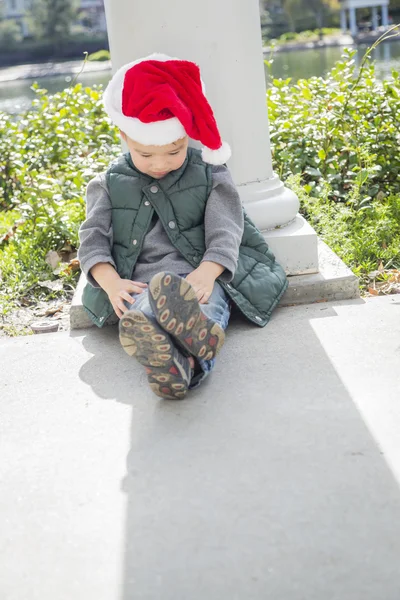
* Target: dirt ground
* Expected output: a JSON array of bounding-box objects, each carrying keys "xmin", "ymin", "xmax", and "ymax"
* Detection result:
[{"xmin": 0, "ymin": 293, "xmax": 73, "ymax": 338}]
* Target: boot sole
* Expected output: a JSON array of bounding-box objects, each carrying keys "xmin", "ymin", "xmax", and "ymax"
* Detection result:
[
  {"xmin": 119, "ymin": 309, "xmax": 190, "ymax": 400},
  {"xmin": 148, "ymin": 272, "xmax": 225, "ymax": 362}
]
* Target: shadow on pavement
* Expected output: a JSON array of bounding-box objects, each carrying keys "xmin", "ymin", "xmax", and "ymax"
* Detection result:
[{"xmin": 75, "ymin": 303, "xmax": 400, "ymax": 600}]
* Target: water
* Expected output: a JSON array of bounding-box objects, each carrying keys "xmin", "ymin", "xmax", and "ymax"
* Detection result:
[
  {"xmin": 1, "ymin": 40, "xmax": 400, "ymax": 114},
  {"xmin": 0, "ymin": 69, "xmax": 111, "ymax": 115},
  {"xmin": 268, "ymin": 40, "xmax": 400, "ymax": 81}
]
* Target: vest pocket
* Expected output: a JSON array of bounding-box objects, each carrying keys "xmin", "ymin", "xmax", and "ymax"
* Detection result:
[{"xmin": 82, "ymin": 284, "xmax": 114, "ymax": 326}]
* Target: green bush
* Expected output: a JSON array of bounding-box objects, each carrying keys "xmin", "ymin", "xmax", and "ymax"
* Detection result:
[
  {"xmin": 288, "ymin": 176, "xmax": 400, "ymax": 286},
  {"xmin": 0, "ymin": 83, "xmax": 120, "ymax": 316},
  {"xmin": 267, "ymin": 44, "xmax": 400, "ymax": 285},
  {"xmin": 272, "ymin": 28, "xmax": 341, "ymax": 45},
  {"xmin": 267, "ymin": 47, "xmax": 400, "ymax": 200}
]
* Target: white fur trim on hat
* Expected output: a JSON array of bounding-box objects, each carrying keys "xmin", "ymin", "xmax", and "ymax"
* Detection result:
[
  {"xmin": 103, "ymin": 55, "xmax": 184, "ymax": 144},
  {"xmin": 201, "ymin": 142, "xmax": 231, "ymax": 165},
  {"xmin": 103, "ymin": 53, "xmax": 206, "ymax": 144}
]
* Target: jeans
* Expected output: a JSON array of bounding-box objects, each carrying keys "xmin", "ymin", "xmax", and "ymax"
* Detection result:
[{"xmin": 124, "ymin": 274, "xmax": 231, "ymax": 389}]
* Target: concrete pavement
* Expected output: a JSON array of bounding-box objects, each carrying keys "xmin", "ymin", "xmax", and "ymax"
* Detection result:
[{"xmin": 1, "ymin": 295, "xmax": 400, "ymax": 599}]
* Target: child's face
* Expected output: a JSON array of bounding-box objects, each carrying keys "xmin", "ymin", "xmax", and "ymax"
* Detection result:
[{"xmin": 121, "ymin": 132, "xmax": 189, "ymax": 179}]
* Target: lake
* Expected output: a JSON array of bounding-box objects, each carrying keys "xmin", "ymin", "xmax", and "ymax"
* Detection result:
[
  {"xmin": 1, "ymin": 41, "xmax": 399, "ymax": 115},
  {"xmin": 268, "ymin": 40, "xmax": 399, "ymax": 81}
]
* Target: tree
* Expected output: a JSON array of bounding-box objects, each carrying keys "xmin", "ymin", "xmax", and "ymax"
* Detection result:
[
  {"xmin": 30, "ymin": 0, "xmax": 79, "ymax": 45},
  {"xmin": 306, "ymin": 0, "xmax": 340, "ymax": 36},
  {"xmin": 0, "ymin": 19, "xmax": 22, "ymax": 49},
  {"xmin": 282, "ymin": 0, "xmax": 301, "ymax": 32},
  {"xmin": 260, "ymin": 0, "xmax": 296, "ymax": 38},
  {"xmin": 264, "ymin": 0, "xmax": 340, "ymax": 34}
]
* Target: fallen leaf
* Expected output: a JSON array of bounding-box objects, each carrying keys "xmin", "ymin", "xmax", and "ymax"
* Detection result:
[
  {"xmin": 368, "ymin": 287, "xmax": 379, "ymax": 296},
  {"xmin": 45, "ymin": 305, "xmax": 63, "ymax": 316},
  {"xmin": 68, "ymin": 258, "xmax": 80, "ymax": 271},
  {"xmin": 378, "ymin": 261, "xmax": 385, "ymax": 272},
  {"xmin": 20, "ymin": 297, "xmax": 33, "ymax": 307},
  {"xmin": 388, "ymin": 270, "xmax": 400, "ymax": 283}
]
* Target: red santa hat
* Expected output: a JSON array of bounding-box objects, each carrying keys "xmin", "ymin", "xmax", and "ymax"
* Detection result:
[{"xmin": 103, "ymin": 53, "xmax": 231, "ymax": 165}]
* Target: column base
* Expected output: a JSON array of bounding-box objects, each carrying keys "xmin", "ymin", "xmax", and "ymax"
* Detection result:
[
  {"xmin": 264, "ymin": 214, "xmax": 319, "ymax": 275},
  {"xmin": 238, "ymin": 174, "xmax": 300, "ymax": 231}
]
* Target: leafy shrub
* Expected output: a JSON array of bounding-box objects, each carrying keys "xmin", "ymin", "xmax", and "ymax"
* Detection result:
[
  {"xmin": 288, "ymin": 176, "xmax": 400, "ymax": 286},
  {"xmin": 267, "ymin": 47, "xmax": 400, "ymax": 202},
  {"xmin": 0, "ymin": 83, "xmax": 120, "ymax": 316},
  {"xmin": 278, "ymin": 31, "xmax": 298, "ymax": 42},
  {"xmin": 272, "ymin": 28, "xmax": 341, "ymax": 45},
  {"xmin": 267, "ymin": 39, "xmax": 400, "ymax": 285}
]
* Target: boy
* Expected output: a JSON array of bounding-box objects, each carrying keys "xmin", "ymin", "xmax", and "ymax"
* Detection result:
[{"xmin": 78, "ymin": 53, "xmax": 288, "ymax": 400}]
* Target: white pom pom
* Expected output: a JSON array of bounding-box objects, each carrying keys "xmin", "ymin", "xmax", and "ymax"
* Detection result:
[{"xmin": 201, "ymin": 141, "xmax": 231, "ymax": 165}]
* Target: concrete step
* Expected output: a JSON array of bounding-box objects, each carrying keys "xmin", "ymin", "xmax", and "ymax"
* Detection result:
[
  {"xmin": 70, "ymin": 238, "xmax": 359, "ymax": 329},
  {"xmin": 279, "ymin": 238, "xmax": 359, "ymax": 307}
]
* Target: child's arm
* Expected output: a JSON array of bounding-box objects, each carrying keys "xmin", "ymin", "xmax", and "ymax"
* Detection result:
[
  {"xmin": 90, "ymin": 262, "xmax": 147, "ymax": 319},
  {"xmin": 78, "ymin": 174, "xmax": 146, "ymax": 318},
  {"xmin": 186, "ymin": 165, "xmax": 244, "ymax": 304},
  {"xmin": 78, "ymin": 174, "xmax": 117, "ymax": 288}
]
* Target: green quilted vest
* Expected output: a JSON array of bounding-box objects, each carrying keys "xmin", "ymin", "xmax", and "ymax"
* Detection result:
[{"xmin": 82, "ymin": 147, "xmax": 288, "ymax": 328}]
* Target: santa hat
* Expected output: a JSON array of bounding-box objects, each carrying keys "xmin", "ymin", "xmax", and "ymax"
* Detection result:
[{"xmin": 103, "ymin": 53, "xmax": 231, "ymax": 165}]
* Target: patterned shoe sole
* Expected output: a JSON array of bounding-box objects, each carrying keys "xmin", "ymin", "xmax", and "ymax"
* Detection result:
[
  {"xmin": 119, "ymin": 309, "xmax": 190, "ymax": 400},
  {"xmin": 148, "ymin": 272, "xmax": 225, "ymax": 362}
]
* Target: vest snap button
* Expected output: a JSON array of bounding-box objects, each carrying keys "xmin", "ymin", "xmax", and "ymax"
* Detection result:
[
  {"xmin": 132, "ymin": 239, "xmax": 137, "ymax": 245},
  {"xmin": 150, "ymin": 186, "xmax": 158, "ymax": 193},
  {"xmin": 255, "ymin": 316, "xmax": 262, "ymax": 322},
  {"xmin": 168, "ymin": 221, "xmax": 176, "ymax": 229},
  {"xmin": 144, "ymin": 201, "xmax": 150, "ymax": 206}
]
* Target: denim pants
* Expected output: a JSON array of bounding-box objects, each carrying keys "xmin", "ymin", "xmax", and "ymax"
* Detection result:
[{"xmin": 124, "ymin": 274, "xmax": 231, "ymax": 389}]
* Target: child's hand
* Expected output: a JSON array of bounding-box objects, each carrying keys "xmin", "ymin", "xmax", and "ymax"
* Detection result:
[
  {"xmin": 186, "ymin": 261, "xmax": 224, "ymax": 304},
  {"xmin": 106, "ymin": 278, "xmax": 147, "ymax": 319}
]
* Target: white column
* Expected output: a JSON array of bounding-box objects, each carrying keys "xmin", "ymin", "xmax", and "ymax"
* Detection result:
[
  {"xmin": 349, "ymin": 7, "xmax": 358, "ymax": 36},
  {"xmin": 103, "ymin": 0, "xmax": 318, "ymax": 274},
  {"xmin": 371, "ymin": 6, "xmax": 379, "ymax": 30},
  {"xmin": 382, "ymin": 4, "xmax": 389, "ymax": 28},
  {"xmin": 340, "ymin": 9, "xmax": 348, "ymax": 32}
]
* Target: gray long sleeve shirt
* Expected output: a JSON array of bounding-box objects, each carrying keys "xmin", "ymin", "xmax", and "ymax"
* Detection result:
[{"xmin": 78, "ymin": 163, "xmax": 244, "ymax": 288}]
